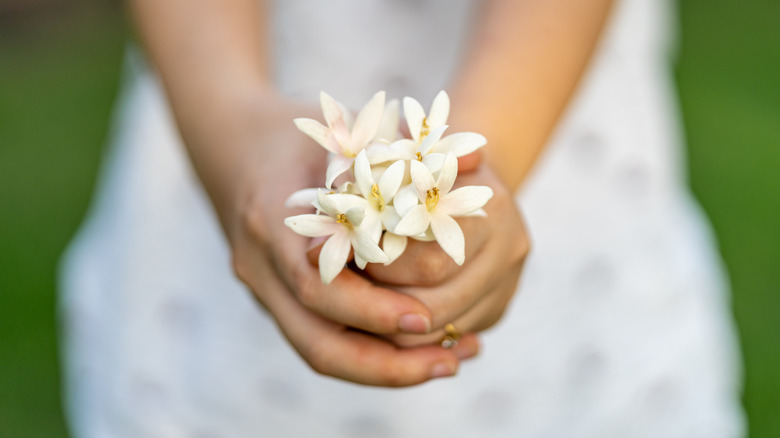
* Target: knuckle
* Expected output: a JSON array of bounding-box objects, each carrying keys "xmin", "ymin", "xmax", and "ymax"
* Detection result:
[
  {"xmin": 411, "ymin": 246, "xmax": 453, "ymax": 286},
  {"xmin": 303, "ymin": 343, "xmax": 334, "ymax": 377},
  {"xmin": 240, "ymin": 194, "xmax": 271, "ymax": 245},
  {"xmin": 293, "ymin": 264, "xmax": 320, "ymax": 308}
]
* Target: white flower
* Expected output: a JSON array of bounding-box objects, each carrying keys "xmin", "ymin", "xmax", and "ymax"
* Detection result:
[
  {"xmin": 353, "ymin": 150, "xmax": 407, "ymax": 265},
  {"xmin": 404, "ymin": 90, "xmax": 450, "ymax": 144},
  {"xmin": 394, "ymin": 153, "xmax": 494, "ymax": 265},
  {"xmin": 284, "ymin": 190, "xmax": 389, "ymax": 284},
  {"xmin": 294, "ymin": 91, "xmax": 386, "ymax": 188}
]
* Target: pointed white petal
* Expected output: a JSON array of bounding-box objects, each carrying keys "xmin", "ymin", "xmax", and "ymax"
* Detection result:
[
  {"xmin": 430, "ymin": 212, "xmax": 465, "ymax": 265},
  {"xmin": 325, "ymin": 155, "xmax": 354, "ymax": 189},
  {"xmin": 394, "ymin": 205, "xmax": 432, "ymax": 236},
  {"xmin": 353, "ymin": 150, "xmax": 374, "ymax": 198},
  {"xmin": 411, "ymin": 228, "xmax": 437, "ymax": 242},
  {"xmin": 366, "ymin": 143, "xmax": 401, "ymax": 164},
  {"xmin": 284, "ymin": 214, "xmax": 340, "ymax": 237},
  {"xmin": 350, "ymin": 91, "xmax": 386, "ymax": 152},
  {"xmin": 320, "ymin": 92, "xmax": 343, "ymax": 129},
  {"xmin": 285, "ymin": 188, "xmax": 320, "ymax": 208},
  {"xmin": 437, "ymin": 186, "xmax": 494, "ymax": 216},
  {"xmin": 354, "ymin": 254, "xmax": 368, "ymax": 269},
  {"xmin": 316, "ymin": 189, "xmax": 339, "ymax": 217},
  {"xmin": 319, "ymin": 232, "xmax": 352, "ymax": 284},
  {"xmin": 352, "ymin": 228, "xmax": 389, "ymax": 264},
  {"xmin": 293, "ymin": 118, "xmax": 340, "ymax": 154},
  {"xmin": 344, "ymin": 206, "xmax": 365, "ymax": 227},
  {"xmin": 436, "ymin": 152, "xmax": 459, "ymax": 195},
  {"xmin": 421, "ymin": 152, "xmax": 446, "ymax": 176},
  {"xmin": 432, "ymin": 132, "xmax": 487, "ymax": 156},
  {"xmin": 379, "ymin": 206, "xmax": 402, "ymax": 232},
  {"xmin": 403, "ymin": 96, "xmax": 426, "ymax": 143},
  {"xmin": 328, "ymin": 193, "xmax": 368, "ymax": 212},
  {"xmin": 463, "ymin": 208, "xmax": 488, "ymax": 217},
  {"xmin": 382, "ymin": 232, "xmax": 408, "ymax": 265},
  {"xmin": 427, "ymin": 90, "xmax": 450, "ymax": 127},
  {"xmin": 374, "ymin": 99, "xmax": 400, "ymax": 142},
  {"xmin": 392, "ymin": 184, "xmax": 419, "ymax": 217},
  {"xmin": 416, "ymin": 124, "xmax": 448, "ymax": 155},
  {"xmin": 377, "ymin": 160, "xmax": 405, "ymax": 201},
  {"xmin": 410, "ymin": 159, "xmax": 436, "ymax": 201}
]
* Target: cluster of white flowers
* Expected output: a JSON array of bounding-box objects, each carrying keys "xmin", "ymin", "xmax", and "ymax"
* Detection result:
[{"xmin": 284, "ymin": 90, "xmax": 493, "ymax": 284}]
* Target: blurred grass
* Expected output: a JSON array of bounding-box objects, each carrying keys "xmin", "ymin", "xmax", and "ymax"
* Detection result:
[{"xmin": 0, "ymin": 0, "xmax": 778, "ymax": 437}]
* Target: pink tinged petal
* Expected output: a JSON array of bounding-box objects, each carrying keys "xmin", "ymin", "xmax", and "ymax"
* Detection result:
[
  {"xmin": 427, "ymin": 90, "xmax": 450, "ymax": 127},
  {"xmin": 284, "ymin": 214, "xmax": 340, "ymax": 237},
  {"xmin": 285, "ymin": 188, "xmax": 320, "ymax": 208},
  {"xmin": 394, "ymin": 205, "xmax": 432, "ymax": 236},
  {"xmin": 319, "ymin": 232, "xmax": 352, "ymax": 284},
  {"xmin": 293, "ymin": 118, "xmax": 341, "ymax": 154},
  {"xmin": 345, "ymin": 206, "xmax": 365, "ymax": 227},
  {"xmin": 421, "ymin": 153, "xmax": 446, "ymax": 176},
  {"xmin": 392, "ymin": 184, "xmax": 419, "ymax": 217},
  {"xmin": 382, "ymin": 232, "xmax": 408, "ymax": 265},
  {"xmin": 416, "ymin": 124, "xmax": 448, "ymax": 155},
  {"xmin": 432, "ymin": 132, "xmax": 487, "ymax": 157},
  {"xmin": 325, "ymin": 155, "xmax": 354, "ymax": 189},
  {"xmin": 320, "ymin": 91, "xmax": 344, "ymax": 130},
  {"xmin": 352, "ymin": 228, "xmax": 389, "ymax": 264},
  {"xmin": 403, "ymin": 96, "xmax": 426, "ymax": 143},
  {"xmin": 436, "ymin": 152, "xmax": 459, "ymax": 195},
  {"xmin": 353, "ymin": 150, "xmax": 374, "ymax": 198},
  {"xmin": 437, "ymin": 186, "xmax": 494, "ymax": 216},
  {"xmin": 409, "ymin": 160, "xmax": 436, "ymax": 202},
  {"xmin": 350, "ymin": 91, "xmax": 386, "ymax": 152},
  {"xmin": 377, "ymin": 160, "xmax": 405, "ymax": 201},
  {"xmin": 316, "ymin": 189, "xmax": 340, "ymax": 217},
  {"xmin": 430, "ymin": 212, "xmax": 465, "ymax": 265},
  {"xmin": 374, "ymin": 99, "xmax": 400, "ymax": 142}
]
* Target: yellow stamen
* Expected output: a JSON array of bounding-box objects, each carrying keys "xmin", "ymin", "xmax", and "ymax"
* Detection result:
[
  {"xmin": 425, "ymin": 187, "xmax": 440, "ymax": 211},
  {"xmin": 415, "ymin": 152, "xmax": 423, "ymax": 161},
  {"xmin": 336, "ymin": 213, "xmax": 353, "ymax": 228},
  {"xmin": 419, "ymin": 117, "xmax": 431, "ymax": 140},
  {"xmin": 370, "ymin": 183, "xmax": 385, "ymax": 211}
]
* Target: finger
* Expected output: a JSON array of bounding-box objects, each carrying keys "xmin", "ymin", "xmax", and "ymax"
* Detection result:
[
  {"xmin": 388, "ymin": 271, "xmax": 522, "ymax": 349},
  {"xmin": 364, "ymin": 215, "xmax": 489, "ymax": 287},
  {"xmin": 457, "ymin": 151, "xmax": 482, "ymax": 172},
  {"xmin": 258, "ymin": 267, "xmax": 463, "ymax": 387},
  {"xmin": 269, "ymin": 221, "xmax": 434, "ymax": 335}
]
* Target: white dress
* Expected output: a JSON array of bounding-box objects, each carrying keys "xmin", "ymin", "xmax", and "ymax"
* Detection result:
[{"xmin": 61, "ymin": 0, "xmax": 745, "ymax": 436}]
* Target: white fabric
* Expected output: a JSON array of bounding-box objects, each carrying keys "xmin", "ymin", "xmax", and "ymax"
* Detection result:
[{"xmin": 61, "ymin": 0, "xmax": 745, "ymax": 436}]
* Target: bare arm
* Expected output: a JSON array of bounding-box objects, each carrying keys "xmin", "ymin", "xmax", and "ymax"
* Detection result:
[{"xmin": 452, "ymin": 0, "xmax": 614, "ymax": 189}]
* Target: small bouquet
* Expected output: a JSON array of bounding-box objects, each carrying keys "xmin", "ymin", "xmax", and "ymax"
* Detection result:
[{"xmin": 284, "ymin": 90, "xmax": 493, "ymax": 284}]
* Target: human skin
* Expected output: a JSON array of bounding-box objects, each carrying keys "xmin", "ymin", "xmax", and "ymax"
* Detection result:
[{"xmin": 128, "ymin": 0, "xmax": 613, "ymax": 386}]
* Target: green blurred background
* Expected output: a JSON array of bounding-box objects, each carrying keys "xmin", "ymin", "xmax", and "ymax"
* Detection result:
[{"xmin": 0, "ymin": 0, "xmax": 777, "ymax": 436}]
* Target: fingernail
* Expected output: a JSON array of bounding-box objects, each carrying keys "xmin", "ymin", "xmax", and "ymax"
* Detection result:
[
  {"xmin": 399, "ymin": 313, "xmax": 431, "ymax": 334},
  {"xmin": 430, "ymin": 362, "xmax": 457, "ymax": 379}
]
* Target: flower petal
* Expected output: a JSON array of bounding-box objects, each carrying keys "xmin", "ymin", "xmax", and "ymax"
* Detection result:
[
  {"xmin": 320, "ymin": 92, "xmax": 352, "ymax": 148},
  {"xmin": 352, "ymin": 228, "xmax": 389, "ymax": 264},
  {"xmin": 354, "ymin": 253, "xmax": 368, "ymax": 270},
  {"xmin": 382, "ymin": 232, "xmax": 408, "ymax": 265},
  {"xmin": 430, "ymin": 212, "xmax": 465, "ymax": 265},
  {"xmin": 437, "ymin": 186, "xmax": 494, "ymax": 216},
  {"xmin": 421, "ymin": 152, "xmax": 446, "ymax": 176},
  {"xmin": 436, "ymin": 152, "xmax": 459, "ymax": 195},
  {"xmin": 293, "ymin": 118, "xmax": 340, "ymax": 154},
  {"xmin": 319, "ymin": 231, "xmax": 352, "ymax": 284},
  {"xmin": 426, "ymin": 90, "xmax": 450, "ymax": 128},
  {"xmin": 403, "ymin": 96, "xmax": 426, "ymax": 143},
  {"xmin": 345, "ymin": 206, "xmax": 365, "ymax": 227},
  {"xmin": 316, "ymin": 189, "xmax": 339, "ymax": 217},
  {"xmin": 350, "ymin": 91, "xmax": 386, "ymax": 152},
  {"xmin": 394, "ymin": 205, "xmax": 431, "ymax": 236},
  {"xmin": 285, "ymin": 188, "xmax": 319, "ymax": 208},
  {"xmin": 432, "ymin": 132, "xmax": 487, "ymax": 157},
  {"xmin": 366, "ymin": 143, "xmax": 400, "ymax": 164},
  {"xmin": 416, "ymin": 124, "xmax": 447, "ymax": 155},
  {"xmin": 325, "ymin": 155, "xmax": 354, "ymax": 189},
  {"xmin": 284, "ymin": 214, "xmax": 339, "ymax": 237},
  {"xmin": 374, "ymin": 99, "xmax": 400, "ymax": 142},
  {"xmin": 392, "ymin": 183, "xmax": 419, "ymax": 217},
  {"xmin": 353, "ymin": 150, "xmax": 374, "ymax": 198},
  {"xmin": 410, "ymin": 159, "xmax": 436, "ymax": 202},
  {"xmin": 463, "ymin": 208, "xmax": 487, "ymax": 217},
  {"xmin": 377, "ymin": 159, "xmax": 405, "ymax": 201}
]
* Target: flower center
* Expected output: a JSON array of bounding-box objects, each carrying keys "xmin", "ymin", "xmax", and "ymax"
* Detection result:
[
  {"xmin": 425, "ymin": 187, "xmax": 440, "ymax": 211},
  {"xmin": 415, "ymin": 152, "xmax": 423, "ymax": 161},
  {"xmin": 419, "ymin": 117, "xmax": 431, "ymax": 141},
  {"xmin": 336, "ymin": 213, "xmax": 353, "ymax": 228},
  {"xmin": 370, "ymin": 183, "xmax": 385, "ymax": 211}
]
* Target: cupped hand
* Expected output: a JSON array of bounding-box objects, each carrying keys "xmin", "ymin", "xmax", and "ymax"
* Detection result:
[
  {"xmin": 362, "ymin": 159, "xmax": 530, "ymax": 347},
  {"xmin": 222, "ymin": 97, "xmax": 478, "ymax": 386}
]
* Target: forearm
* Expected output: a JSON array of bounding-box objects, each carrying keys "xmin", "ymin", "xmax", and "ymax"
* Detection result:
[
  {"xmin": 128, "ymin": 0, "xmax": 280, "ymax": 224},
  {"xmin": 450, "ymin": 0, "xmax": 614, "ymax": 190}
]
